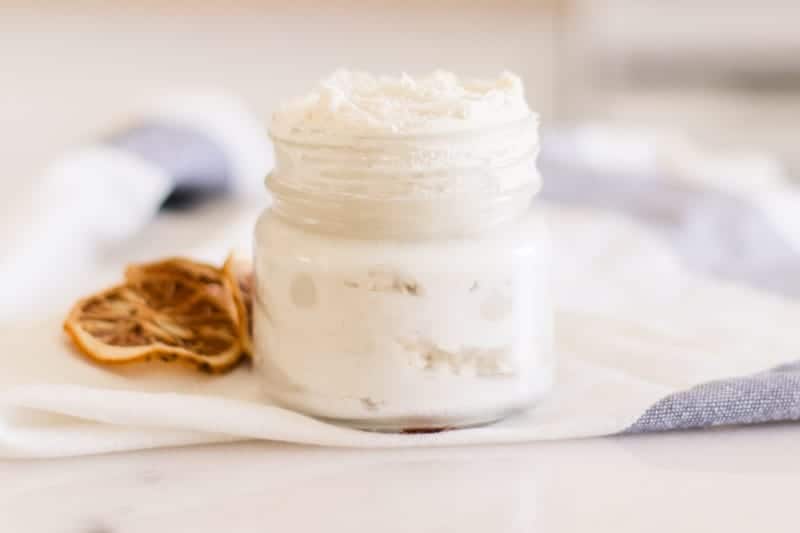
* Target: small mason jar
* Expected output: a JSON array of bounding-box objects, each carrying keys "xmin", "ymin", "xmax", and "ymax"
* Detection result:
[{"xmin": 253, "ymin": 114, "xmax": 554, "ymax": 431}]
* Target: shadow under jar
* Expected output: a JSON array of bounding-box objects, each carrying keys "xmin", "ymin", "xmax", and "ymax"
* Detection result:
[{"xmin": 253, "ymin": 114, "xmax": 554, "ymax": 431}]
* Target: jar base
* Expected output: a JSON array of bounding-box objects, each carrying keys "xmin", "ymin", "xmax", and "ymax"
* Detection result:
[{"xmin": 315, "ymin": 408, "xmax": 525, "ymax": 434}]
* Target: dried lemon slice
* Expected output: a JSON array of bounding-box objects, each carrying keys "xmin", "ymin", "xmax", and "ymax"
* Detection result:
[
  {"xmin": 125, "ymin": 257, "xmax": 223, "ymax": 287},
  {"xmin": 222, "ymin": 253, "xmax": 254, "ymax": 355},
  {"xmin": 64, "ymin": 258, "xmax": 246, "ymax": 373}
]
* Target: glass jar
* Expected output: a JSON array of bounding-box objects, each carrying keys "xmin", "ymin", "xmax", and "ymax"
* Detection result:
[{"xmin": 253, "ymin": 115, "xmax": 554, "ymax": 431}]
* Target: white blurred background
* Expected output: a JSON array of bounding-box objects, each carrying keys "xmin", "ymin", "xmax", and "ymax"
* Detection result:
[
  {"xmin": 1, "ymin": 0, "xmax": 798, "ymax": 180},
  {"xmin": 0, "ymin": 0, "xmax": 557, "ymax": 185}
]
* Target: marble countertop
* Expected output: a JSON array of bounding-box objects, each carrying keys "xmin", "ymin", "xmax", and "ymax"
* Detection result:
[{"xmin": 3, "ymin": 423, "xmax": 799, "ymax": 533}]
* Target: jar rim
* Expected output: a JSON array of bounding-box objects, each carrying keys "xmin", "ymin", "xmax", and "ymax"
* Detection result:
[{"xmin": 267, "ymin": 112, "xmax": 540, "ymax": 239}]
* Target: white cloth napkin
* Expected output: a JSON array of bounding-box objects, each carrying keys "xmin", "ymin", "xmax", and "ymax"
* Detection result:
[
  {"xmin": 0, "ymin": 92, "xmax": 271, "ymax": 323},
  {"xmin": 2, "ymin": 201, "xmax": 799, "ymax": 458}
]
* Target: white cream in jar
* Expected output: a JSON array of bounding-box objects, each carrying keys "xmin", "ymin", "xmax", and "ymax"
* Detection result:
[{"xmin": 254, "ymin": 70, "xmax": 554, "ymax": 430}]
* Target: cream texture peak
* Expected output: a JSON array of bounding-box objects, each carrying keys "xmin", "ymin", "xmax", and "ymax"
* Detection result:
[{"xmin": 270, "ymin": 70, "xmax": 533, "ymax": 138}]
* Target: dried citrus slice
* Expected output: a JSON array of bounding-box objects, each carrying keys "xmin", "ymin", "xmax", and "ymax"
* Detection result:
[
  {"xmin": 125, "ymin": 257, "xmax": 223, "ymax": 287},
  {"xmin": 124, "ymin": 257, "xmax": 238, "ymax": 318},
  {"xmin": 222, "ymin": 253, "xmax": 254, "ymax": 355},
  {"xmin": 64, "ymin": 258, "xmax": 246, "ymax": 374}
]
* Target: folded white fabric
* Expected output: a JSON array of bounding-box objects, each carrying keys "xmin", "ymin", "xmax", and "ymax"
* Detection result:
[
  {"xmin": 0, "ymin": 92, "xmax": 270, "ymax": 323},
  {"xmin": 2, "ymin": 205, "xmax": 799, "ymax": 458},
  {"xmin": 2, "ymin": 117, "xmax": 799, "ymax": 458}
]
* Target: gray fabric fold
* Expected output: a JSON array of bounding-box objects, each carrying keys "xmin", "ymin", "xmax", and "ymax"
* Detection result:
[
  {"xmin": 539, "ymin": 149, "xmax": 800, "ymax": 298},
  {"xmin": 108, "ymin": 122, "xmax": 232, "ymax": 206},
  {"xmin": 540, "ymin": 138, "xmax": 800, "ymax": 433},
  {"xmin": 624, "ymin": 360, "xmax": 800, "ymax": 433}
]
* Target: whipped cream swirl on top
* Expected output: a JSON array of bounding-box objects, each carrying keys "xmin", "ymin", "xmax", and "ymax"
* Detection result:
[{"xmin": 271, "ymin": 70, "xmax": 533, "ymax": 139}]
